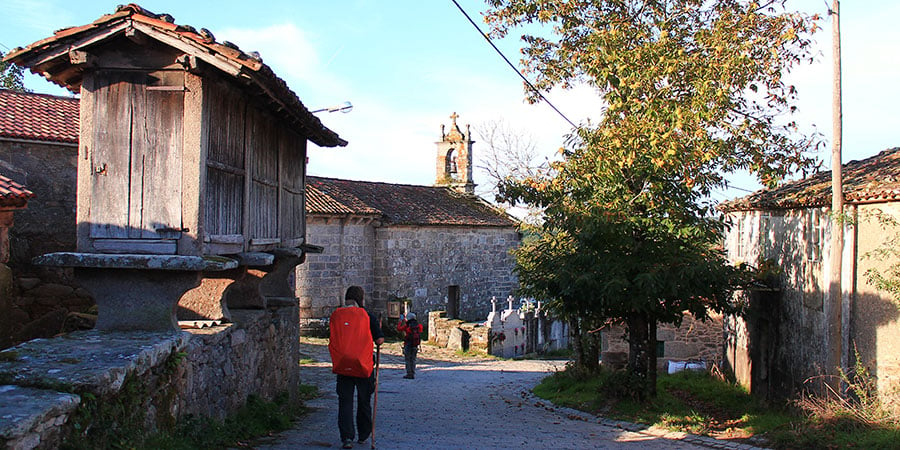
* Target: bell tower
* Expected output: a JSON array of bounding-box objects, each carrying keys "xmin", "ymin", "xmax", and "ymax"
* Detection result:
[{"xmin": 435, "ymin": 112, "xmax": 476, "ymax": 194}]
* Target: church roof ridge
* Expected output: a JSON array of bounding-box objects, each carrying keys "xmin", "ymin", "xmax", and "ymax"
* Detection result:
[{"xmin": 306, "ymin": 175, "xmax": 516, "ymax": 227}]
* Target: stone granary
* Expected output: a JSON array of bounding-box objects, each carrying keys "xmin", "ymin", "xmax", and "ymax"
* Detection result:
[
  {"xmin": 0, "ymin": 4, "xmax": 346, "ymax": 446},
  {"xmin": 720, "ymin": 148, "xmax": 900, "ymax": 403},
  {"xmin": 0, "ymin": 89, "xmax": 85, "ymax": 347},
  {"xmin": 297, "ymin": 113, "xmax": 520, "ymax": 334},
  {"xmin": 4, "ymin": 3, "xmax": 346, "ymax": 331}
]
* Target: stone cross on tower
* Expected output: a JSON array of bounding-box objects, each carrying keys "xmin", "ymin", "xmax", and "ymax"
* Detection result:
[{"xmin": 435, "ymin": 112, "xmax": 476, "ymax": 194}]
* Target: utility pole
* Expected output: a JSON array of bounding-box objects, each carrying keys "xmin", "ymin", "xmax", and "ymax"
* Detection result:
[{"xmin": 827, "ymin": 0, "xmax": 844, "ymax": 388}]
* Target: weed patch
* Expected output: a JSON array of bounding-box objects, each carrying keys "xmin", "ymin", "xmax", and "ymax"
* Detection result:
[{"xmin": 533, "ymin": 367, "xmax": 793, "ymax": 443}]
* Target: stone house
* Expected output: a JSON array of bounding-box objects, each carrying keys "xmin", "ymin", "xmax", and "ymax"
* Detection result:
[
  {"xmin": 0, "ymin": 89, "xmax": 88, "ymax": 347},
  {"xmin": 298, "ymin": 114, "xmax": 520, "ymax": 333},
  {"xmin": 720, "ymin": 147, "xmax": 900, "ymax": 401}
]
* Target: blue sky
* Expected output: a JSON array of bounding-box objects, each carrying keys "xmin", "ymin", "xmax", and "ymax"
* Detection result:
[{"xmin": 3, "ymin": 0, "xmax": 899, "ymax": 204}]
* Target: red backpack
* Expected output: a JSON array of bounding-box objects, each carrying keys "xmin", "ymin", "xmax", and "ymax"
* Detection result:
[
  {"xmin": 329, "ymin": 307, "xmax": 374, "ymax": 378},
  {"xmin": 404, "ymin": 319, "xmax": 421, "ymax": 346}
]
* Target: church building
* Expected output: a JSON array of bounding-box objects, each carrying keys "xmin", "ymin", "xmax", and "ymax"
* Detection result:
[{"xmin": 297, "ymin": 113, "xmax": 520, "ymax": 333}]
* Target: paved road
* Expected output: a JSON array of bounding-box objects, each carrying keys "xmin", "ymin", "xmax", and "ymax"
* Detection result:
[{"xmin": 253, "ymin": 339, "xmax": 761, "ymax": 450}]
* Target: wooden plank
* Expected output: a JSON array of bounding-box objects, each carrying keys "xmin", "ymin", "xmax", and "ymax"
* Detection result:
[
  {"xmin": 206, "ymin": 234, "xmax": 244, "ymax": 244},
  {"xmin": 249, "ymin": 238, "xmax": 281, "ymax": 246},
  {"xmin": 205, "ymin": 80, "xmax": 245, "ymax": 238},
  {"xmin": 282, "ymin": 237, "xmax": 304, "ymax": 248},
  {"xmin": 132, "ymin": 23, "xmax": 244, "ymax": 77},
  {"xmin": 279, "ymin": 129, "xmax": 305, "ymax": 240},
  {"xmin": 90, "ymin": 71, "xmax": 135, "ymax": 239},
  {"xmin": 93, "ymin": 238, "xmax": 177, "ymax": 254},
  {"xmin": 205, "ymin": 242, "xmax": 243, "ymax": 255},
  {"xmin": 138, "ymin": 70, "xmax": 184, "ymax": 239},
  {"xmin": 206, "ymin": 160, "xmax": 245, "ymax": 176},
  {"xmin": 127, "ymin": 71, "xmax": 147, "ymax": 238},
  {"xmin": 246, "ymin": 106, "xmax": 279, "ymax": 241}
]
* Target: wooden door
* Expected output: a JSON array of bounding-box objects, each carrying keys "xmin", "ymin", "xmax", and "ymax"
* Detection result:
[{"xmin": 89, "ymin": 70, "xmax": 183, "ymax": 252}]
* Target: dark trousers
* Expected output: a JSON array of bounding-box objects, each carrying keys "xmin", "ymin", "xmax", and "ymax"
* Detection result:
[
  {"xmin": 403, "ymin": 344, "xmax": 418, "ymax": 377},
  {"xmin": 336, "ymin": 374, "xmax": 374, "ymax": 441}
]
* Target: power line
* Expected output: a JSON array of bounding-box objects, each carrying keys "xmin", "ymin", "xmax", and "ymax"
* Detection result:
[{"xmin": 450, "ymin": 0, "xmax": 578, "ymax": 129}]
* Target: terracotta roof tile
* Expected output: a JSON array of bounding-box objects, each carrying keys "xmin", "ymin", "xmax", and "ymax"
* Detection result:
[
  {"xmin": 720, "ymin": 147, "xmax": 900, "ymax": 212},
  {"xmin": 3, "ymin": 3, "xmax": 345, "ymax": 148},
  {"xmin": 0, "ymin": 89, "xmax": 79, "ymax": 143},
  {"xmin": 0, "ymin": 173, "xmax": 35, "ymax": 208},
  {"xmin": 306, "ymin": 176, "xmax": 517, "ymax": 227}
]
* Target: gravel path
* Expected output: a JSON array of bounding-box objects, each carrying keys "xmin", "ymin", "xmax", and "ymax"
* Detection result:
[{"xmin": 251, "ymin": 338, "xmax": 762, "ymax": 450}]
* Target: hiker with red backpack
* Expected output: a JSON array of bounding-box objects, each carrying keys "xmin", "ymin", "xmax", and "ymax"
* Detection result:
[
  {"xmin": 329, "ymin": 286, "xmax": 384, "ymax": 449},
  {"xmin": 397, "ymin": 312, "xmax": 423, "ymax": 379}
]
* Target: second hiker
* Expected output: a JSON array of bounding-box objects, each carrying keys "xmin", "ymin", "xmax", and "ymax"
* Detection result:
[{"xmin": 397, "ymin": 312, "xmax": 423, "ymax": 379}]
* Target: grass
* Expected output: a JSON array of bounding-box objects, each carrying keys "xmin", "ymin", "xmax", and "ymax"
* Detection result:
[
  {"xmin": 454, "ymin": 347, "xmax": 495, "ymax": 358},
  {"xmin": 533, "ymin": 367, "xmax": 900, "ymax": 448}
]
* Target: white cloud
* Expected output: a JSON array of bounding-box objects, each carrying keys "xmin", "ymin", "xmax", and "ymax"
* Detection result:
[{"xmin": 217, "ymin": 23, "xmax": 349, "ymax": 103}]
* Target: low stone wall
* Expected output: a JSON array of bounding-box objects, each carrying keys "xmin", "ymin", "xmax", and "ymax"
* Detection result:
[
  {"xmin": 427, "ymin": 311, "xmax": 489, "ymax": 352},
  {"xmin": 601, "ymin": 312, "xmax": 723, "ymax": 371},
  {"xmin": 0, "ymin": 305, "xmax": 299, "ymax": 449}
]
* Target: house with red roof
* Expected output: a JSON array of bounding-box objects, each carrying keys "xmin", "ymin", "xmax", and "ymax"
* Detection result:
[
  {"xmin": 0, "ymin": 89, "xmax": 86, "ymax": 348},
  {"xmin": 0, "ymin": 174, "xmax": 35, "ymax": 262},
  {"xmin": 719, "ymin": 148, "xmax": 900, "ymax": 402},
  {"xmin": 298, "ymin": 114, "xmax": 520, "ymax": 334}
]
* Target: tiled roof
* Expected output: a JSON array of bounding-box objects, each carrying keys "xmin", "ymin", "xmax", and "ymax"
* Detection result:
[
  {"xmin": 3, "ymin": 3, "xmax": 345, "ymax": 148},
  {"xmin": 0, "ymin": 173, "xmax": 35, "ymax": 208},
  {"xmin": 720, "ymin": 147, "xmax": 900, "ymax": 212},
  {"xmin": 0, "ymin": 89, "xmax": 79, "ymax": 143},
  {"xmin": 306, "ymin": 176, "xmax": 518, "ymax": 227}
]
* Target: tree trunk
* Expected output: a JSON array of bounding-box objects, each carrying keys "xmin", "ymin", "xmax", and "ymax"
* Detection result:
[
  {"xmin": 626, "ymin": 311, "xmax": 654, "ymax": 400},
  {"xmin": 569, "ymin": 317, "xmax": 600, "ymax": 374},
  {"xmin": 648, "ymin": 316, "xmax": 657, "ymax": 398},
  {"xmin": 570, "ymin": 317, "xmax": 586, "ymax": 368}
]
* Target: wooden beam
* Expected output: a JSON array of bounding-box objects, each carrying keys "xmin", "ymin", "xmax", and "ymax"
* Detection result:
[{"xmin": 132, "ymin": 22, "xmax": 243, "ymax": 77}]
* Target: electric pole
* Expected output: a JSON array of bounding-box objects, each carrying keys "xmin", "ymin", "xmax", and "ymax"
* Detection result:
[{"xmin": 827, "ymin": 0, "xmax": 844, "ymax": 387}]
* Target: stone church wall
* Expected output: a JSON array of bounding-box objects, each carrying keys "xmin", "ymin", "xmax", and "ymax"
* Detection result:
[
  {"xmin": 373, "ymin": 225, "xmax": 519, "ymax": 322},
  {"xmin": 296, "ymin": 217, "xmax": 376, "ymax": 333}
]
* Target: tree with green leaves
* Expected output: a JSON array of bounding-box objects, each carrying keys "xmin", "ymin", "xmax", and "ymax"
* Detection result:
[
  {"xmin": 484, "ymin": 0, "xmax": 820, "ymax": 398},
  {"xmin": 1, "ymin": 51, "xmax": 28, "ymax": 92}
]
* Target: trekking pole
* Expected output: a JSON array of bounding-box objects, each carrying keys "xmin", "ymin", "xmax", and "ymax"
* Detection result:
[{"xmin": 371, "ymin": 344, "xmax": 381, "ymax": 449}]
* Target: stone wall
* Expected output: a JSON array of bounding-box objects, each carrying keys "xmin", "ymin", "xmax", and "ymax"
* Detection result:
[
  {"xmin": 0, "ymin": 139, "xmax": 88, "ymax": 349},
  {"xmin": 0, "ymin": 305, "xmax": 299, "ymax": 449},
  {"xmin": 296, "ymin": 217, "xmax": 376, "ymax": 334},
  {"xmin": 723, "ymin": 207, "xmax": 832, "ymax": 398},
  {"xmin": 297, "ymin": 219, "xmax": 519, "ymax": 336},
  {"xmin": 428, "ymin": 302, "xmax": 568, "ymax": 357},
  {"xmin": 854, "ymin": 203, "xmax": 900, "ymax": 409},
  {"xmin": 427, "ymin": 310, "xmax": 489, "ymax": 352},
  {"xmin": 374, "ymin": 225, "xmax": 519, "ymax": 322},
  {"xmin": 602, "ymin": 312, "xmax": 724, "ymax": 371}
]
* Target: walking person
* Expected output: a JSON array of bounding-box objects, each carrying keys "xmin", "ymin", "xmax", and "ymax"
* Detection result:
[
  {"xmin": 397, "ymin": 312, "xmax": 423, "ymax": 379},
  {"xmin": 329, "ymin": 286, "xmax": 384, "ymax": 449}
]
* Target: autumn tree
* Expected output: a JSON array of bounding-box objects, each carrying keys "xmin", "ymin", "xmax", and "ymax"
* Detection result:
[
  {"xmin": 485, "ymin": 0, "xmax": 820, "ymax": 398},
  {"xmin": 0, "ymin": 51, "xmax": 28, "ymax": 92}
]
